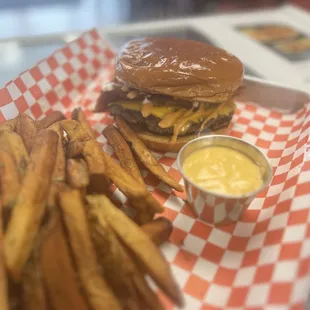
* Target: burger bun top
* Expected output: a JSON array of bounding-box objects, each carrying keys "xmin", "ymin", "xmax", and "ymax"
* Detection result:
[{"xmin": 116, "ymin": 37, "xmax": 244, "ymax": 103}]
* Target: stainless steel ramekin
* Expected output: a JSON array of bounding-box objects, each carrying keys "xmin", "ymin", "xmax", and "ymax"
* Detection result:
[{"xmin": 177, "ymin": 135, "xmax": 273, "ymax": 225}]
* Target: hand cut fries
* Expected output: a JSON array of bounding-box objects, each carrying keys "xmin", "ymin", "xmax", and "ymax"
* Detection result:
[
  {"xmin": 36, "ymin": 111, "xmax": 66, "ymax": 130},
  {"xmin": 0, "ymin": 131, "xmax": 29, "ymax": 178},
  {"xmin": 86, "ymin": 195, "xmax": 184, "ymax": 307},
  {"xmin": 48, "ymin": 123, "xmax": 66, "ymax": 182},
  {"xmin": 61, "ymin": 119, "xmax": 163, "ymax": 217},
  {"xmin": 4, "ymin": 130, "xmax": 58, "ymax": 281},
  {"xmin": 72, "ymin": 107, "xmax": 96, "ymax": 139},
  {"xmin": 142, "ymin": 217, "xmax": 173, "ymax": 246},
  {"xmin": 87, "ymin": 195, "xmax": 166, "ymax": 310},
  {"xmin": 66, "ymin": 158, "xmax": 89, "ymax": 189},
  {"xmin": 103, "ymin": 125, "xmax": 145, "ymax": 185},
  {"xmin": 59, "ymin": 190, "xmax": 121, "ymax": 310},
  {"xmin": 115, "ymin": 116, "xmax": 184, "ymax": 192},
  {"xmin": 41, "ymin": 211, "xmax": 89, "ymax": 310},
  {"xmin": 0, "ymin": 109, "xmax": 184, "ymax": 309},
  {"xmin": 15, "ymin": 113, "xmax": 38, "ymax": 153},
  {"xmin": 22, "ymin": 239, "xmax": 47, "ymax": 310},
  {"xmin": 88, "ymin": 202, "xmax": 139, "ymax": 307},
  {"xmin": 0, "ymin": 118, "xmax": 17, "ymax": 132},
  {"xmin": 59, "ymin": 120, "xmax": 109, "ymax": 191},
  {"xmin": 0, "ymin": 202, "xmax": 9, "ymax": 310},
  {"xmin": 0, "ymin": 151, "xmax": 20, "ymax": 212}
]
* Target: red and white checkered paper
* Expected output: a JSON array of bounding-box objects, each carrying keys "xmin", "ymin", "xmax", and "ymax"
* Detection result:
[{"xmin": 1, "ymin": 29, "xmax": 310, "ymax": 310}]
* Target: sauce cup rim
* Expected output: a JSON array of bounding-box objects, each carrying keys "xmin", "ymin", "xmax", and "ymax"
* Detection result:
[{"xmin": 176, "ymin": 135, "xmax": 273, "ymax": 200}]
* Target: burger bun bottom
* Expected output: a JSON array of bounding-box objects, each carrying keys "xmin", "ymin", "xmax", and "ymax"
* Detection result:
[{"xmin": 137, "ymin": 127, "xmax": 230, "ymax": 153}]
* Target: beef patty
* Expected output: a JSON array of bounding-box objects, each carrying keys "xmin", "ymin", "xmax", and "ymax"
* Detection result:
[{"xmin": 109, "ymin": 105, "xmax": 233, "ymax": 136}]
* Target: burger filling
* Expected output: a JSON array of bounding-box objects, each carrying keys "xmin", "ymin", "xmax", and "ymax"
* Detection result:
[{"xmin": 96, "ymin": 82, "xmax": 236, "ymax": 141}]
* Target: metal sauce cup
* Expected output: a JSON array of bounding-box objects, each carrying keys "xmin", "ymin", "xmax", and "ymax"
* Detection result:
[{"xmin": 177, "ymin": 135, "xmax": 273, "ymax": 225}]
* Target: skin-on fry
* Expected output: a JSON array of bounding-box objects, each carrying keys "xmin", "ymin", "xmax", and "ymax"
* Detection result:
[
  {"xmin": 0, "ymin": 151, "xmax": 20, "ymax": 208},
  {"xmin": 0, "ymin": 131, "xmax": 29, "ymax": 178},
  {"xmin": 141, "ymin": 217, "xmax": 173, "ymax": 246},
  {"xmin": 103, "ymin": 125, "xmax": 144, "ymax": 185},
  {"xmin": 46, "ymin": 124, "xmax": 67, "ymax": 209},
  {"xmin": 36, "ymin": 111, "xmax": 66, "ymax": 130},
  {"xmin": 95, "ymin": 143, "xmax": 163, "ymax": 215},
  {"xmin": 0, "ymin": 118, "xmax": 17, "ymax": 132},
  {"xmin": 0, "ymin": 151, "xmax": 21, "ymax": 229},
  {"xmin": 59, "ymin": 190, "xmax": 121, "ymax": 310},
  {"xmin": 15, "ymin": 113, "xmax": 38, "ymax": 153},
  {"xmin": 22, "ymin": 239, "xmax": 48, "ymax": 310},
  {"xmin": 61, "ymin": 120, "xmax": 146, "ymax": 198},
  {"xmin": 87, "ymin": 196, "xmax": 164, "ymax": 310},
  {"xmin": 88, "ymin": 203, "xmax": 138, "ymax": 307},
  {"xmin": 86, "ymin": 195, "xmax": 183, "ymax": 307},
  {"xmin": 48, "ymin": 123, "xmax": 66, "ymax": 183},
  {"xmin": 66, "ymin": 158, "xmax": 89, "ymax": 189},
  {"xmin": 61, "ymin": 120, "xmax": 163, "ymax": 218},
  {"xmin": 41, "ymin": 211, "xmax": 89, "ymax": 310},
  {"xmin": 72, "ymin": 107, "xmax": 96, "ymax": 139},
  {"xmin": 115, "ymin": 117, "xmax": 183, "ymax": 192},
  {"xmin": 67, "ymin": 140, "xmax": 84, "ymax": 158},
  {"xmin": 0, "ymin": 202, "xmax": 9, "ymax": 310},
  {"xmin": 59, "ymin": 120, "xmax": 110, "ymax": 193},
  {"xmin": 4, "ymin": 130, "xmax": 58, "ymax": 281},
  {"xmin": 132, "ymin": 267, "xmax": 165, "ymax": 310}
]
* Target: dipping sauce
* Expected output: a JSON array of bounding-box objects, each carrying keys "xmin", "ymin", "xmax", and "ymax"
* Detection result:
[{"xmin": 182, "ymin": 146, "xmax": 263, "ymax": 195}]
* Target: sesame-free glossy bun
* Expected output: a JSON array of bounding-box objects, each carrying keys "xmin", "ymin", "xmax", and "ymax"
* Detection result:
[{"xmin": 116, "ymin": 37, "xmax": 244, "ymax": 103}]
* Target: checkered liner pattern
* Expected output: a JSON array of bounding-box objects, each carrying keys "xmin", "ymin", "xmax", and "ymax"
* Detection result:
[{"xmin": 1, "ymin": 29, "xmax": 310, "ymax": 310}]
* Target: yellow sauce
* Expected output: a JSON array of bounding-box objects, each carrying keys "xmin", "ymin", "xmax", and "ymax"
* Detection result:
[{"xmin": 182, "ymin": 146, "xmax": 263, "ymax": 195}]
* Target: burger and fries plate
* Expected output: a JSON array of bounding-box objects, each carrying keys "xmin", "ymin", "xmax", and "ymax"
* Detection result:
[{"xmin": 0, "ymin": 28, "xmax": 310, "ymax": 310}]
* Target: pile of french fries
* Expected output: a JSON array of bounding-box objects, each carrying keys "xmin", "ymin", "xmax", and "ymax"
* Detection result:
[{"xmin": 0, "ymin": 109, "xmax": 184, "ymax": 310}]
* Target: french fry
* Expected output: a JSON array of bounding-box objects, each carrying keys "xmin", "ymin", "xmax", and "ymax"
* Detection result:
[
  {"xmin": 141, "ymin": 217, "xmax": 173, "ymax": 246},
  {"xmin": 86, "ymin": 195, "xmax": 183, "ymax": 307},
  {"xmin": 72, "ymin": 107, "xmax": 96, "ymax": 139},
  {"xmin": 0, "ymin": 151, "xmax": 21, "ymax": 210},
  {"xmin": 4, "ymin": 130, "xmax": 58, "ymax": 281},
  {"xmin": 87, "ymin": 196, "xmax": 164, "ymax": 310},
  {"xmin": 67, "ymin": 140, "xmax": 84, "ymax": 158},
  {"xmin": 0, "ymin": 151, "xmax": 21, "ymax": 230},
  {"xmin": 15, "ymin": 113, "xmax": 38, "ymax": 153},
  {"xmin": 88, "ymin": 203, "xmax": 137, "ymax": 307},
  {"xmin": 103, "ymin": 125, "xmax": 144, "ymax": 185},
  {"xmin": 0, "ymin": 202, "xmax": 9, "ymax": 310},
  {"xmin": 132, "ymin": 268, "xmax": 165, "ymax": 310},
  {"xmin": 59, "ymin": 190, "xmax": 121, "ymax": 310},
  {"xmin": 59, "ymin": 120, "xmax": 110, "ymax": 193},
  {"xmin": 0, "ymin": 131, "xmax": 29, "ymax": 178},
  {"xmin": 66, "ymin": 158, "xmax": 89, "ymax": 189},
  {"xmin": 48, "ymin": 123, "xmax": 66, "ymax": 183},
  {"xmin": 36, "ymin": 111, "xmax": 66, "ymax": 130},
  {"xmin": 45, "ymin": 123, "xmax": 69, "ymax": 209},
  {"xmin": 41, "ymin": 211, "xmax": 89, "ymax": 310},
  {"xmin": 0, "ymin": 118, "xmax": 17, "ymax": 132},
  {"xmin": 90, "ymin": 143, "xmax": 163, "ymax": 215},
  {"xmin": 22, "ymin": 239, "xmax": 48, "ymax": 310},
  {"xmin": 61, "ymin": 120, "xmax": 144, "ymax": 198},
  {"xmin": 115, "ymin": 117, "xmax": 183, "ymax": 192},
  {"xmin": 61, "ymin": 120, "xmax": 163, "ymax": 220}
]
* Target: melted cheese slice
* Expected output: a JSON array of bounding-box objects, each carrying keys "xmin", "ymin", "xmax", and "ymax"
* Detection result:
[{"xmin": 110, "ymin": 100, "xmax": 235, "ymax": 140}]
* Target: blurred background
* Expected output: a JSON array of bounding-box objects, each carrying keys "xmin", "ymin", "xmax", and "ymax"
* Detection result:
[
  {"xmin": 0, "ymin": 0, "xmax": 310, "ymax": 87},
  {"xmin": 0, "ymin": 0, "xmax": 309, "ymax": 40}
]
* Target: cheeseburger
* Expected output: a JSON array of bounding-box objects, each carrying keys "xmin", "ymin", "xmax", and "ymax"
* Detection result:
[{"xmin": 95, "ymin": 37, "xmax": 243, "ymax": 152}]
